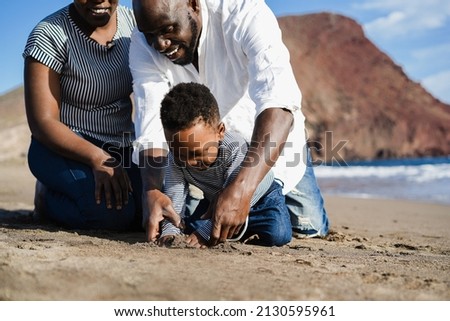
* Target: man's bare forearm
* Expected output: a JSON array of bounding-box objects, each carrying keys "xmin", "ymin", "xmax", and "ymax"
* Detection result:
[{"xmin": 234, "ymin": 108, "xmax": 293, "ymax": 193}]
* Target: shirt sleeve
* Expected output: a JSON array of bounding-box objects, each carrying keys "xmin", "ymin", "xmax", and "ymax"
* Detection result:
[
  {"xmin": 160, "ymin": 155, "xmax": 188, "ymax": 238},
  {"xmin": 194, "ymin": 219, "xmax": 213, "ymax": 242},
  {"xmin": 228, "ymin": 1, "xmax": 307, "ymax": 194},
  {"xmin": 233, "ymin": 1, "xmax": 302, "ymax": 118},
  {"xmin": 162, "ymin": 154, "xmax": 189, "ymax": 218},
  {"xmin": 160, "ymin": 220, "xmax": 182, "ymax": 237},
  {"xmin": 129, "ymin": 28, "xmax": 171, "ymax": 164},
  {"xmin": 23, "ymin": 18, "xmax": 67, "ymax": 73}
]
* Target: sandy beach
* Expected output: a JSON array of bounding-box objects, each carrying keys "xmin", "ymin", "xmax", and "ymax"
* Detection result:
[{"xmin": 0, "ymin": 157, "xmax": 449, "ymax": 301}]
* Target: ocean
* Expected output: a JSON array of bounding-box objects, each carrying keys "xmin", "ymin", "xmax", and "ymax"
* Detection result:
[{"xmin": 314, "ymin": 156, "xmax": 450, "ymax": 205}]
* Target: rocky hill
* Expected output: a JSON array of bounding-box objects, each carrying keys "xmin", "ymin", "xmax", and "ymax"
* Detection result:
[
  {"xmin": 0, "ymin": 86, "xmax": 30, "ymax": 161},
  {"xmin": 1, "ymin": 13, "xmax": 450, "ymax": 163},
  {"xmin": 278, "ymin": 13, "xmax": 450, "ymax": 163}
]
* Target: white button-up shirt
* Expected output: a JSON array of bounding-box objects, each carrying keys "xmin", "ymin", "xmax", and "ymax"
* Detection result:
[{"xmin": 129, "ymin": 0, "xmax": 307, "ymax": 194}]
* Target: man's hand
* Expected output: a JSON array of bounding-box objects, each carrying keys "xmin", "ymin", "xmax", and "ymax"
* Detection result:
[
  {"xmin": 205, "ymin": 182, "xmax": 251, "ymax": 246},
  {"xmin": 142, "ymin": 189, "xmax": 181, "ymax": 242}
]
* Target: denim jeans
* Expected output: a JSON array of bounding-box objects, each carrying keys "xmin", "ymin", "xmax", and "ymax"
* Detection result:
[
  {"xmin": 285, "ymin": 148, "xmax": 329, "ymax": 237},
  {"xmin": 184, "ymin": 181, "xmax": 292, "ymax": 247},
  {"xmin": 28, "ymin": 136, "xmax": 142, "ymax": 230}
]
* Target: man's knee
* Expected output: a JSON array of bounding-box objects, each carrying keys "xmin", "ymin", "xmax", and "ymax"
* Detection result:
[{"xmin": 286, "ymin": 186, "xmax": 329, "ymax": 237}]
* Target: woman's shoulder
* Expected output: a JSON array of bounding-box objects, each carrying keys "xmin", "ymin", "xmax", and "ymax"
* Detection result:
[
  {"xmin": 23, "ymin": 6, "xmax": 72, "ymax": 71},
  {"xmin": 29, "ymin": 6, "xmax": 71, "ymax": 38},
  {"xmin": 35, "ymin": 6, "xmax": 70, "ymax": 27}
]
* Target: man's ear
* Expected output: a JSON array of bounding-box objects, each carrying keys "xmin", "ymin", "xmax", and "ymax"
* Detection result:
[
  {"xmin": 188, "ymin": 0, "xmax": 201, "ymax": 14},
  {"xmin": 217, "ymin": 122, "xmax": 226, "ymax": 140}
]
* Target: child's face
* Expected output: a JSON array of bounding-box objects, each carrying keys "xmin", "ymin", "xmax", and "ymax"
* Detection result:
[{"xmin": 165, "ymin": 121, "xmax": 225, "ymax": 170}]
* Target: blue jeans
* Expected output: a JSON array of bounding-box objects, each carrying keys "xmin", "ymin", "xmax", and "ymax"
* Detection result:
[
  {"xmin": 285, "ymin": 148, "xmax": 329, "ymax": 237},
  {"xmin": 184, "ymin": 181, "xmax": 292, "ymax": 247},
  {"xmin": 28, "ymin": 136, "xmax": 142, "ymax": 230}
]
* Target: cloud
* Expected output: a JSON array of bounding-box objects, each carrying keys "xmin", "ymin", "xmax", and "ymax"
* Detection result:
[
  {"xmin": 355, "ymin": 0, "xmax": 450, "ymax": 38},
  {"xmin": 422, "ymin": 70, "xmax": 450, "ymax": 104},
  {"xmin": 347, "ymin": 1, "xmax": 450, "ymax": 104},
  {"xmin": 409, "ymin": 43, "xmax": 450, "ymax": 77},
  {"xmin": 412, "ymin": 44, "xmax": 450, "ymax": 60}
]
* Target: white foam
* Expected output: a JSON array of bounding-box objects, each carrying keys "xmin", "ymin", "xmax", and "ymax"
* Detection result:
[
  {"xmin": 315, "ymin": 163, "xmax": 450, "ymax": 182},
  {"xmin": 314, "ymin": 162, "xmax": 450, "ymax": 205}
]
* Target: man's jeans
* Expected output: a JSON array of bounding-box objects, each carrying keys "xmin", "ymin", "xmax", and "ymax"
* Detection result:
[
  {"xmin": 28, "ymin": 137, "xmax": 142, "ymax": 230},
  {"xmin": 285, "ymin": 149, "xmax": 329, "ymax": 238},
  {"xmin": 184, "ymin": 181, "xmax": 292, "ymax": 246}
]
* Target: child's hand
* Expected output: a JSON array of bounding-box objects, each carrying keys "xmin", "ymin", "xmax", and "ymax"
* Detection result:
[
  {"xmin": 186, "ymin": 231, "xmax": 208, "ymax": 249},
  {"xmin": 157, "ymin": 234, "xmax": 177, "ymax": 247}
]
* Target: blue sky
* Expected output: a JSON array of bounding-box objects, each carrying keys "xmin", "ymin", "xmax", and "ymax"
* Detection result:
[{"xmin": 1, "ymin": 0, "xmax": 449, "ymax": 104}]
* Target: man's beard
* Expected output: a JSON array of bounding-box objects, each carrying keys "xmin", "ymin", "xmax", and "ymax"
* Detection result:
[{"xmin": 174, "ymin": 14, "xmax": 199, "ymax": 66}]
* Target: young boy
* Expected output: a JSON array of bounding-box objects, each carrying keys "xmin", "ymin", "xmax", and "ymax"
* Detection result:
[{"xmin": 159, "ymin": 82, "xmax": 292, "ymax": 247}]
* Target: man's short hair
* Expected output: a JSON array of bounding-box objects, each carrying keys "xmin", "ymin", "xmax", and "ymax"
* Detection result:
[{"xmin": 160, "ymin": 82, "xmax": 220, "ymax": 131}]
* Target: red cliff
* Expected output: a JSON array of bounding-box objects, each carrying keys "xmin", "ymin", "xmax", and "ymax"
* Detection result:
[{"xmin": 278, "ymin": 13, "xmax": 450, "ymax": 162}]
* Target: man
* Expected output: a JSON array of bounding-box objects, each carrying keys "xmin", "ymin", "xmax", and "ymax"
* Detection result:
[{"xmin": 130, "ymin": 0, "xmax": 329, "ymax": 245}]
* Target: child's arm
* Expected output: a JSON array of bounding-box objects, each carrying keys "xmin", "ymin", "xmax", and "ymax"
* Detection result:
[
  {"xmin": 160, "ymin": 219, "xmax": 182, "ymax": 237},
  {"xmin": 158, "ymin": 154, "xmax": 189, "ymax": 245},
  {"xmin": 157, "ymin": 219, "xmax": 183, "ymax": 246}
]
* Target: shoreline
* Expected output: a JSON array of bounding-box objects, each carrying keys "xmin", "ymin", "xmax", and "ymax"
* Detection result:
[
  {"xmin": 1, "ymin": 157, "xmax": 449, "ymax": 208},
  {"xmin": 327, "ymin": 192, "xmax": 450, "ymax": 207},
  {"xmin": 314, "ymin": 157, "xmax": 450, "ymax": 206}
]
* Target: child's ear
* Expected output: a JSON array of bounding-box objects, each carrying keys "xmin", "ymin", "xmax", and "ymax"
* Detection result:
[{"xmin": 217, "ymin": 122, "xmax": 226, "ymax": 140}]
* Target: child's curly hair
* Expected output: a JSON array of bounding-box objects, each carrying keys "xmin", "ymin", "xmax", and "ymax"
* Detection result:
[{"xmin": 160, "ymin": 82, "xmax": 220, "ymax": 131}]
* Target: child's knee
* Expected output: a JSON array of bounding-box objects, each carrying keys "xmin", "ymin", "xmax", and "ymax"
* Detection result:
[
  {"xmin": 267, "ymin": 226, "xmax": 292, "ymax": 246},
  {"xmin": 253, "ymin": 223, "xmax": 292, "ymax": 247}
]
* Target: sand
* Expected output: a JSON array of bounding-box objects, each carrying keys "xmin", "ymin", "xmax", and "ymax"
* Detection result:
[{"xmin": 0, "ymin": 158, "xmax": 449, "ymax": 301}]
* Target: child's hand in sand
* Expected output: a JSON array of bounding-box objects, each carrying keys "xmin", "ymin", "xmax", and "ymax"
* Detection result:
[
  {"xmin": 186, "ymin": 231, "xmax": 208, "ymax": 249},
  {"xmin": 157, "ymin": 234, "xmax": 177, "ymax": 247}
]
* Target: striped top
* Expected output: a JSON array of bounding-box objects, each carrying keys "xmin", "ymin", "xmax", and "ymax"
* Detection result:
[
  {"xmin": 23, "ymin": 5, "xmax": 136, "ymax": 146},
  {"xmin": 161, "ymin": 131, "xmax": 274, "ymax": 241}
]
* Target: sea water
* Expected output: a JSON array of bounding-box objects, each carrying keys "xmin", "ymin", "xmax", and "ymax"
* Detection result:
[{"xmin": 314, "ymin": 156, "xmax": 450, "ymax": 205}]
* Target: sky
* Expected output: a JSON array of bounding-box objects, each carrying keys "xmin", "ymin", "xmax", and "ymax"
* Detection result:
[{"xmin": 0, "ymin": 0, "xmax": 449, "ymax": 104}]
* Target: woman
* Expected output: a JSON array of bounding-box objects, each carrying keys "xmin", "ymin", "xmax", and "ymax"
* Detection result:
[{"xmin": 23, "ymin": 1, "xmax": 141, "ymax": 230}]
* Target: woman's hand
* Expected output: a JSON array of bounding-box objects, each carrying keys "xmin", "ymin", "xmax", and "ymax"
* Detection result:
[{"xmin": 92, "ymin": 157, "xmax": 133, "ymax": 210}]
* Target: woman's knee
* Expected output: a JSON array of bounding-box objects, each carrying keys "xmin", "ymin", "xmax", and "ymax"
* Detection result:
[{"xmin": 45, "ymin": 189, "xmax": 139, "ymax": 230}]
